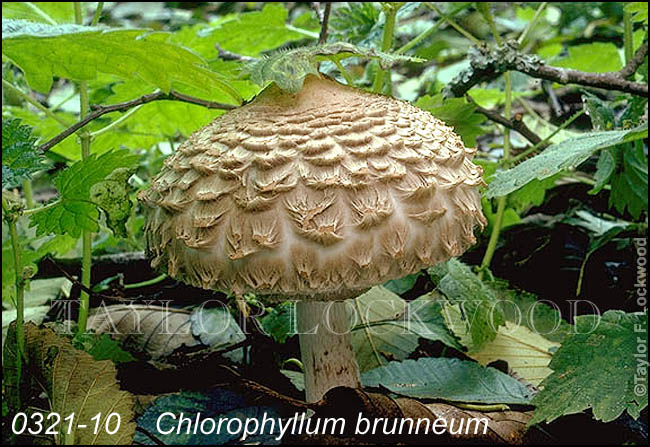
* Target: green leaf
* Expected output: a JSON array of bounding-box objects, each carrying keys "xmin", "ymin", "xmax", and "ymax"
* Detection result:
[
  {"xmin": 362, "ymin": 358, "xmax": 533, "ymax": 404},
  {"xmin": 445, "ymin": 310, "xmax": 560, "ymax": 386},
  {"xmin": 73, "ymin": 333, "xmax": 136, "ymax": 364},
  {"xmin": 492, "ymin": 282, "xmax": 572, "ymax": 344},
  {"xmin": 430, "ymin": 259, "xmax": 506, "ymax": 350},
  {"xmin": 259, "ymin": 302, "xmax": 294, "ymax": 344},
  {"xmin": 583, "ymin": 92, "xmax": 615, "ymax": 130},
  {"xmin": 530, "ymin": 310, "xmax": 648, "ymax": 424},
  {"xmin": 553, "ymin": 42, "xmax": 623, "ymax": 73},
  {"xmin": 2, "ymin": 19, "xmax": 241, "ymax": 103},
  {"xmin": 383, "ymin": 272, "xmax": 421, "ymax": 295},
  {"xmin": 30, "ymin": 149, "xmax": 140, "ymax": 237},
  {"xmin": 467, "ymin": 88, "xmax": 536, "ymax": 109},
  {"xmin": 247, "ymin": 42, "xmax": 423, "ymax": 92},
  {"xmin": 2, "ymin": 118, "xmax": 45, "ymax": 189},
  {"xmin": 415, "ymin": 94, "xmax": 486, "ymax": 147},
  {"xmin": 609, "ymin": 142, "xmax": 648, "ymax": 219},
  {"xmin": 330, "ymin": 2, "xmax": 381, "ymax": 45},
  {"xmin": 352, "ymin": 287, "xmax": 463, "ymax": 372},
  {"xmin": 89, "ymin": 167, "xmax": 135, "ymax": 237},
  {"xmin": 482, "ymin": 196, "xmax": 521, "ymax": 232},
  {"xmin": 508, "ymin": 175, "xmax": 563, "ymax": 213},
  {"xmin": 1, "ymin": 2, "xmax": 77, "ymax": 24},
  {"xmin": 590, "ymin": 148, "xmax": 616, "ymax": 194},
  {"xmin": 487, "ymin": 125, "xmax": 648, "ymax": 198},
  {"xmin": 624, "ymin": 2, "xmax": 649, "ymax": 24},
  {"xmin": 203, "ymin": 3, "xmax": 317, "ymax": 57}
]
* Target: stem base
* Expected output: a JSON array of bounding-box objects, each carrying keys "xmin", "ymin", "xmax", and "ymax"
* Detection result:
[{"xmin": 297, "ymin": 301, "xmax": 360, "ymax": 403}]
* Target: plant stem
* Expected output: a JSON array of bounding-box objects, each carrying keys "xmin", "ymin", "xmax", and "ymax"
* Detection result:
[
  {"xmin": 372, "ymin": 3, "xmax": 401, "ymax": 93},
  {"xmin": 123, "ymin": 273, "xmax": 168, "ymax": 290},
  {"xmin": 332, "ymin": 58, "xmax": 355, "ymax": 86},
  {"xmin": 2, "ymin": 197, "xmax": 24, "ymax": 407},
  {"xmin": 479, "ymin": 4, "xmax": 512, "ymax": 279},
  {"xmin": 21, "ymin": 179, "xmax": 35, "ymax": 209},
  {"xmin": 397, "ymin": 4, "xmax": 467, "ymax": 54},
  {"xmin": 91, "ymin": 2, "xmax": 104, "ymax": 26},
  {"xmin": 518, "ymin": 2, "xmax": 548, "ymax": 46},
  {"xmin": 75, "ymin": 2, "xmax": 92, "ymax": 334},
  {"xmin": 89, "ymin": 105, "xmax": 142, "ymax": 138},
  {"xmin": 286, "ymin": 25, "xmax": 320, "ymax": 40},
  {"xmin": 22, "ymin": 199, "xmax": 61, "ymax": 216},
  {"xmin": 426, "ymin": 3, "xmax": 482, "ymax": 46},
  {"xmin": 509, "ymin": 109, "xmax": 585, "ymax": 165},
  {"xmin": 453, "ymin": 403, "xmax": 510, "ymax": 411},
  {"xmin": 623, "ymin": 10, "xmax": 634, "ymax": 65},
  {"xmin": 2, "ymin": 79, "xmax": 70, "ymax": 127}
]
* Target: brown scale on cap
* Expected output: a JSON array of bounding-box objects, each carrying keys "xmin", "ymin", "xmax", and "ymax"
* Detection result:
[{"xmin": 139, "ymin": 74, "xmax": 487, "ymax": 300}]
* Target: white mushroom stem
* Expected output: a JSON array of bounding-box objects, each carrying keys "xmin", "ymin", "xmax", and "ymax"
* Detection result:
[{"xmin": 296, "ymin": 301, "xmax": 361, "ymax": 403}]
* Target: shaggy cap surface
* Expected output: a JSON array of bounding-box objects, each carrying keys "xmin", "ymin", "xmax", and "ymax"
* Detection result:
[{"xmin": 140, "ymin": 75, "xmax": 487, "ymax": 301}]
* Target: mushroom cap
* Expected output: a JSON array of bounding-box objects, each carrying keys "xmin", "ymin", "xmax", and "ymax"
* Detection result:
[{"xmin": 139, "ymin": 75, "xmax": 487, "ymax": 301}]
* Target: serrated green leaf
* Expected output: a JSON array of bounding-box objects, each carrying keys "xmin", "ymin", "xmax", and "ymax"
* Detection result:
[
  {"xmin": 29, "ymin": 150, "xmax": 140, "ymax": 237},
  {"xmin": 620, "ymin": 96, "xmax": 648, "ymax": 127},
  {"xmin": 624, "ymin": 2, "xmax": 649, "ymax": 24},
  {"xmin": 2, "ymin": 19, "xmax": 241, "ymax": 103},
  {"xmin": 415, "ymin": 94, "xmax": 486, "ymax": 147},
  {"xmin": 2, "ymin": 118, "xmax": 45, "ymax": 189},
  {"xmin": 248, "ymin": 42, "xmax": 423, "ymax": 92},
  {"xmin": 530, "ymin": 310, "xmax": 648, "ymax": 424},
  {"xmin": 609, "ymin": 142, "xmax": 648, "ymax": 219},
  {"xmin": 590, "ymin": 148, "xmax": 616, "ymax": 194},
  {"xmin": 430, "ymin": 259, "xmax": 506, "ymax": 350},
  {"xmin": 487, "ymin": 125, "xmax": 648, "ymax": 198},
  {"xmin": 362, "ymin": 358, "xmax": 533, "ymax": 404},
  {"xmin": 203, "ymin": 3, "xmax": 317, "ymax": 57},
  {"xmin": 330, "ymin": 2, "xmax": 381, "ymax": 45}
]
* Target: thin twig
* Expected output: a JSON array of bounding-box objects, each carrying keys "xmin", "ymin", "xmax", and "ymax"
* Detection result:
[
  {"xmin": 310, "ymin": 2, "xmax": 324, "ymax": 23},
  {"xmin": 467, "ymin": 96, "xmax": 546, "ymax": 148},
  {"xmin": 318, "ymin": 2, "xmax": 331, "ymax": 45},
  {"xmin": 218, "ymin": 364, "xmax": 317, "ymax": 410},
  {"xmin": 619, "ymin": 41, "xmax": 648, "ymax": 78},
  {"xmin": 445, "ymin": 42, "xmax": 649, "ymax": 98},
  {"xmin": 38, "ymin": 91, "xmax": 236, "ymax": 153}
]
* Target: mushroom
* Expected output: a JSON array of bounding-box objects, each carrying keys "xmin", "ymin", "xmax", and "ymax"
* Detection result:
[{"xmin": 139, "ymin": 74, "xmax": 486, "ymax": 403}]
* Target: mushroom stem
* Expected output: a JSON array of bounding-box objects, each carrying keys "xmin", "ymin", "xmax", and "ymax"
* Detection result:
[{"xmin": 296, "ymin": 301, "xmax": 361, "ymax": 403}]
